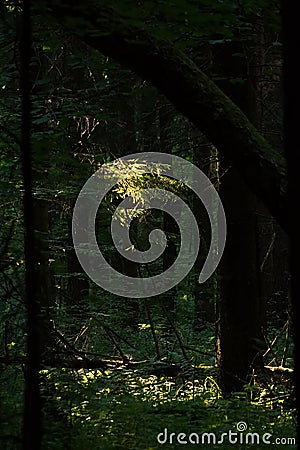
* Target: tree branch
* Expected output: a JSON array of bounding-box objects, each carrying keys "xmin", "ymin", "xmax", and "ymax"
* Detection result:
[{"xmin": 41, "ymin": 0, "xmax": 288, "ymax": 232}]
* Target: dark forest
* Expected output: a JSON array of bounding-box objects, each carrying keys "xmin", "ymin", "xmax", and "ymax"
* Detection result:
[{"xmin": 0, "ymin": 1, "xmax": 298, "ymax": 449}]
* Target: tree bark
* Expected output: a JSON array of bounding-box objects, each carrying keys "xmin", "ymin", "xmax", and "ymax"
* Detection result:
[
  {"xmin": 282, "ymin": 3, "xmax": 300, "ymax": 440},
  {"xmin": 217, "ymin": 168, "xmax": 264, "ymax": 392},
  {"xmin": 215, "ymin": 41, "xmax": 265, "ymax": 392},
  {"xmin": 40, "ymin": 0, "xmax": 288, "ymax": 232}
]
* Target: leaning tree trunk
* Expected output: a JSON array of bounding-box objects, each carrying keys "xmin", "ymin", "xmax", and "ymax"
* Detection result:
[{"xmin": 42, "ymin": 0, "xmax": 288, "ymax": 233}]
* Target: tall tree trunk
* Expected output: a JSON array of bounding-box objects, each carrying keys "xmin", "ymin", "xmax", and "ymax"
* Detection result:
[
  {"xmin": 282, "ymin": 5, "xmax": 300, "ymax": 439},
  {"xmin": 21, "ymin": 6, "xmax": 42, "ymax": 448},
  {"xmin": 215, "ymin": 42, "xmax": 265, "ymax": 392},
  {"xmin": 217, "ymin": 168, "xmax": 264, "ymax": 391}
]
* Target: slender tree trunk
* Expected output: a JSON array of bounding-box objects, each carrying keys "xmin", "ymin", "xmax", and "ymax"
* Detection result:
[
  {"xmin": 193, "ymin": 143, "xmax": 217, "ymax": 329},
  {"xmin": 108, "ymin": 88, "xmax": 140, "ymax": 328},
  {"xmin": 159, "ymin": 100, "xmax": 176, "ymax": 315},
  {"xmin": 21, "ymin": 4, "xmax": 42, "ymax": 448},
  {"xmin": 32, "ymin": 198, "xmax": 53, "ymax": 358},
  {"xmin": 66, "ymin": 213, "xmax": 90, "ymax": 336},
  {"xmin": 30, "ymin": 45, "xmax": 55, "ymax": 358}
]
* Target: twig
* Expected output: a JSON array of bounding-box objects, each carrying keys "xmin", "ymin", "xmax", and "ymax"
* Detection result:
[
  {"xmin": 103, "ymin": 325, "xmax": 128, "ymax": 363},
  {"xmin": 280, "ymin": 320, "xmax": 290, "ymax": 367},
  {"xmin": 262, "ymin": 323, "xmax": 288, "ymax": 365},
  {"xmin": 144, "ymin": 300, "xmax": 161, "ymax": 359},
  {"xmin": 260, "ymin": 232, "xmax": 276, "ymax": 272},
  {"xmin": 91, "ymin": 315, "xmax": 136, "ymax": 349},
  {"xmin": 162, "ymin": 305, "xmax": 189, "ymax": 361},
  {"xmin": 183, "ymin": 344, "xmax": 214, "ymax": 357}
]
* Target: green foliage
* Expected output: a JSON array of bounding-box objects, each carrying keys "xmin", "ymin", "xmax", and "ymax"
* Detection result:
[
  {"xmin": 103, "ymin": 0, "xmax": 280, "ymax": 44},
  {"xmin": 38, "ymin": 359, "xmax": 295, "ymax": 449}
]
